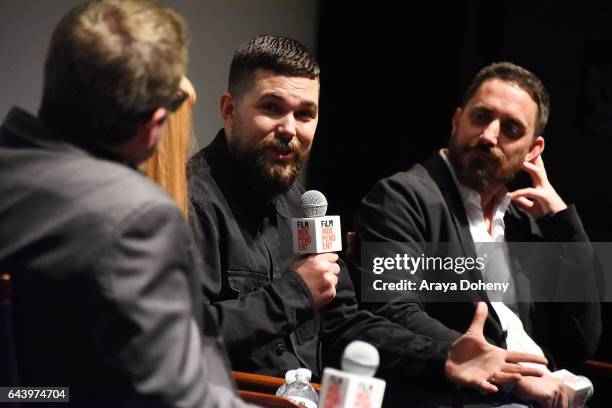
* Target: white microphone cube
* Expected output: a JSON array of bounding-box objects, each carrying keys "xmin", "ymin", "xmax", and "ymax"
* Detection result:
[
  {"xmin": 291, "ymin": 215, "xmax": 342, "ymax": 254},
  {"xmin": 551, "ymin": 369, "xmax": 593, "ymax": 408},
  {"xmin": 318, "ymin": 367, "xmax": 386, "ymax": 408}
]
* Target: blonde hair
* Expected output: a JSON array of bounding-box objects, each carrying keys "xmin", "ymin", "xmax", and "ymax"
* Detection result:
[{"xmin": 142, "ymin": 77, "xmax": 196, "ymax": 219}]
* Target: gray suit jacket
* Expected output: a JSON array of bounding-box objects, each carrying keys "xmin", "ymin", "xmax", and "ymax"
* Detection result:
[{"xmin": 0, "ymin": 108, "xmax": 256, "ymax": 408}]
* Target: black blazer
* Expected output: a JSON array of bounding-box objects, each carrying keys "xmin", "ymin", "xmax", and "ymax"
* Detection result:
[{"xmin": 351, "ymin": 152, "xmax": 601, "ymax": 368}]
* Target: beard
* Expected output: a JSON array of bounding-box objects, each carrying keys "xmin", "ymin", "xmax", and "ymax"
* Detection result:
[
  {"xmin": 447, "ymin": 133, "xmax": 526, "ymax": 194},
  {"xmin": 229, "ymin": 126, "xmax": 310, "ymax": 197}
]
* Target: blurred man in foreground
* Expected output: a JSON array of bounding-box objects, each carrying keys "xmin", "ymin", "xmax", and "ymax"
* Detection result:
[{"xmin": 0, "ymin": 1, "xmax": 254, "ymax": 406}]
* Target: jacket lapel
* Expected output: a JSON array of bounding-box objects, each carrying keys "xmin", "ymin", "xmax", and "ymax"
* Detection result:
[{"xmin": 423, "ymin": 153, "xmax": 506, "ymax": 337}]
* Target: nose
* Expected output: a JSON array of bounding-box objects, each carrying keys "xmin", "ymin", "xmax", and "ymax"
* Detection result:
[
  {"xmin": 480, "ymin": 119, "xmax": 499, "ymax": 146},
  {"xmin": 276, "ymin": 113, "xmax": 297, "ymax": 141}
]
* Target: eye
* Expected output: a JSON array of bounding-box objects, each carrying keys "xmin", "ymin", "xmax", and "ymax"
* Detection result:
[
  {"xmin": 295, "ymin": 109, "xmax": 316, "ymax": 122},
  {"xmin": 501, "ymin": 121, "xmax": 525, "ymax": 139},
  {"xmin": 261, "ymin": 102, "xmax": 281, "ymax": 114},
  {"xmin": 471, "ymin": 109, "xmax": 492, "ymax": 125}
]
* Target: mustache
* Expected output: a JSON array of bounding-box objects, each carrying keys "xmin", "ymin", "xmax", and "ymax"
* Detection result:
[
  {"xmin": 463, "ymin": 140, "xmax": 504, "ymax": 161},
  {"xmin": 259, "ymin": 137, "xmax": 306, "ymax": 156}
]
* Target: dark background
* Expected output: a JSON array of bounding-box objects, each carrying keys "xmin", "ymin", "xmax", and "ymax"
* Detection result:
[
  {"xmin": 1, "ymin": 0, "xmax": 610, "ymax": 403},
  {"xmin": 311, "ymin": 2, "xmax": 612, "ymax": 238},
  {"xmin": 309, "ymin": 2, "xmax": 612, "ymax": 404}
]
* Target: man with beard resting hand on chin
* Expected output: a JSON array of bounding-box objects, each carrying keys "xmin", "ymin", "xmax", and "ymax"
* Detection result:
[{"xmin": 350, "ymin": 62, "xmax": 602, "ymax": 407}]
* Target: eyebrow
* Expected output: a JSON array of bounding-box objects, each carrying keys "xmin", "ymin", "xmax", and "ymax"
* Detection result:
[
  {"xmin": 471, "ymin": 106, "xmax": 493, "ymax": 114},
  {"xmin": 259, "ymin": 92, "xmax": 318, "ymax": 112},
  {"xmin": 471, "ymin": 105, "xmax": 527, "ymax": 127}
]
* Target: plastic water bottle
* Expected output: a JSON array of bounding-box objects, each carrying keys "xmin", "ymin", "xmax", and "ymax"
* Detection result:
[
  {"xmin": 282, "ymin": 368, "xmax": 318, "ymax": 408},
  {"xmin": 275, "ymin": 369, "xmax": 297, "ymax": 396}
]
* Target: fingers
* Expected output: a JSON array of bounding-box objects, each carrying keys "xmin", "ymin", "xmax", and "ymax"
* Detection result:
[
  {"xmin": 510, "ymin": 195, "xmax": 535, "ymax": 210},
  {"xmin": 466, "ymin": 302, "xmax": 488, "ymax": 335},
  {"xmin": 508, "ymin": 188, "xmax": 545, "ymax": 212},
  {"xmin": 488, "ymin": 371, "xmax": 521, "ymax": 384},
  {"xmin": 506, "ymin": 351, "xmax": 548, "ymax": 368},
  {"xmin": 559, "ymin": 388, "xmax": 569, "ymax": 408},
  {"xmin": 315, "ymin": 253, "xmax": 340, "ymax": 275},
  {"xmin": 325, "ymin": 271, "xmax": 338, "ymax": 287},
  {"xmin": 478, "ymin": 379, "xmax": 499, "ymax": 394},
  {"xmin": 525, "ymin": 154, "xmax": 546, "ymax": 172},
  {"xmin": 521, "ymin": 160, "xmax": 545, "ymax": 185},
  {"xmin": 322, "ymin": 285, "xmax": 336, "ymax": 300},
  {"xmin": 533, "ymin": 154, "xmax": 545, "ymax": 168},
  {"xmin": 500, "ymin": 362, "xmax": 544, "ymax": 377},
  {"xmin": 505, "ymin": 351, "xmax": 548, "ymax": 366},
  {"xmin": 552, "ymin": 378, "xmax": 568, "ymax": 408},
  {"xmin": 301, "ymin": 254, "xmax": 340, "ymax": 274},
  {"xmin": 318, "ymin": 252, "xmax": 339, "ymax": 263},
  {"xmin": 508, "ymin": 187, "xmax": 543, "ymax": 202}
]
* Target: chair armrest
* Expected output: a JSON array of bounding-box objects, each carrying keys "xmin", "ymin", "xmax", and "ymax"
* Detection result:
[
  {"xmin": 233, "ymin": 371, "xmax": 321, "ymax": 393},
  {"xmin": 238, "ymin": 390, "xmax": 302, "ymax": 407},
  {"xmin": 584, "ymin": 359, "xmax": 612, "ymax": 376},
  {"xmin": 233, "ymin": 371, "xmax": 285, "ymax": 393}
]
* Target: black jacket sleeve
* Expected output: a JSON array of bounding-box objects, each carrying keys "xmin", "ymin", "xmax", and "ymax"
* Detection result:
[
  {"xmin": 530, "ymin": 205, "xmax": 602, "ymax": 364},
  {"xmin": 320, "ymin": 258, "xmax": 453, "ymax": 380}
]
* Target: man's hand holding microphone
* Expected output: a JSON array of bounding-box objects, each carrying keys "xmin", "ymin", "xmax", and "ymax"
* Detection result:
[
  {"xmin": 290, "ymin": 190, "xmax": 343, "ymax": 309},
  {"xmin": 291, "ymin": 252, "xmax": 340, "ymax": 309}
]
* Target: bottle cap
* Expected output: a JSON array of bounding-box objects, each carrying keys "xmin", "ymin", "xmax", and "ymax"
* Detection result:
[
  {"xmin": 296, "ymin": 368, "xmax": 312, "ymax": 381},
  {"xmin": 285, "ymin": 369, "xmax": 297, "ymax": 383}
]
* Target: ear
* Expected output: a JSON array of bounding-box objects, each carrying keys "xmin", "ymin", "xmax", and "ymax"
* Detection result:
[
  {"xmin": 451, "ymin": 107, "xmax": 462, "ymax": 135},
  {"xmin": 526, "ymin": 135, "xmax": 545, "ymax": 162},
  {"xmin": 220, "ymin": 92, "xmax": 235, "ymax": 124},
  {"xmin": 109, "ymin": 107, "xmax": 168, "ymax": 164},
  {"xmin": 220, "ymin": 92, "xmax": 236, "ymax": 142},
  {"xmin": 141, "ymin": 107, "xmax": 168, "ymax": 149}
]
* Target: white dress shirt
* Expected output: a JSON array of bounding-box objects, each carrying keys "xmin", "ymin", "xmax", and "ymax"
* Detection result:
[{"xmin": 440, "ymin": 149, "xmax": 549, "ymax": 374}]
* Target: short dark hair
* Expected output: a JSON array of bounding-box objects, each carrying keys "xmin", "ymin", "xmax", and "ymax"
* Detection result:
[
  {"xmin": 462, "ymin": 62, "xmax": 550, "ymax": 136},
  {"xmin": 39, "ymin": 0, "xmax": 188, "ymax": 146},
  {"xmin": 228, "ymin": 35, "xmax": 320, "ymax": 100}
]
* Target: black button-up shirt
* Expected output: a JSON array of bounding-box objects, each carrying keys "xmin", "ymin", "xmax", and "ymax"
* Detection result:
[{"xmin": 188, "ymin": 130, "xmax": 452, "ymax": 381}]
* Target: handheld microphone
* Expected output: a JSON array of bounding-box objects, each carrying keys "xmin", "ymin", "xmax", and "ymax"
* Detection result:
[
  {"xmin": 318, "ymin": 341, "xmax": 386, "ymax": 408},
  {"xmin": 292, "ymin": 190, "xmax": 342, "ymax": 254},
  {"xmin": 550, "ymin": 369, "xmax": 593, "ymax": 408}
]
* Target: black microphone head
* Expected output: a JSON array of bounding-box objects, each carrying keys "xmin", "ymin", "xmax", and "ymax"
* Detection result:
[{"xmin": 301, "ymin": 190, "xmax": 328, "ymax": 217}]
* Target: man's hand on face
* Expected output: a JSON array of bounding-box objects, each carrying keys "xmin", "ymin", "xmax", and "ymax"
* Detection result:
[
  {"xmin": 445, "ymin": 302, "xmax": 547, "ymax": 394},
  {"xmin": 290, "ymin": 253, "xmax": 340, "ymax": 309},
  {"xmin": 513, "ymin": 374, "xmax": 569, "ymax": 408},
  {"xmin": 508, "ymin": 155, "xmax": 567, "ymax": 218}
]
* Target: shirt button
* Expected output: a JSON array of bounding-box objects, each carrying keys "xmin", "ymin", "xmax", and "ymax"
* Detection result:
[{"xmin": 273, "ymin": 343, "xmax": 286, "ymax": 355}]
